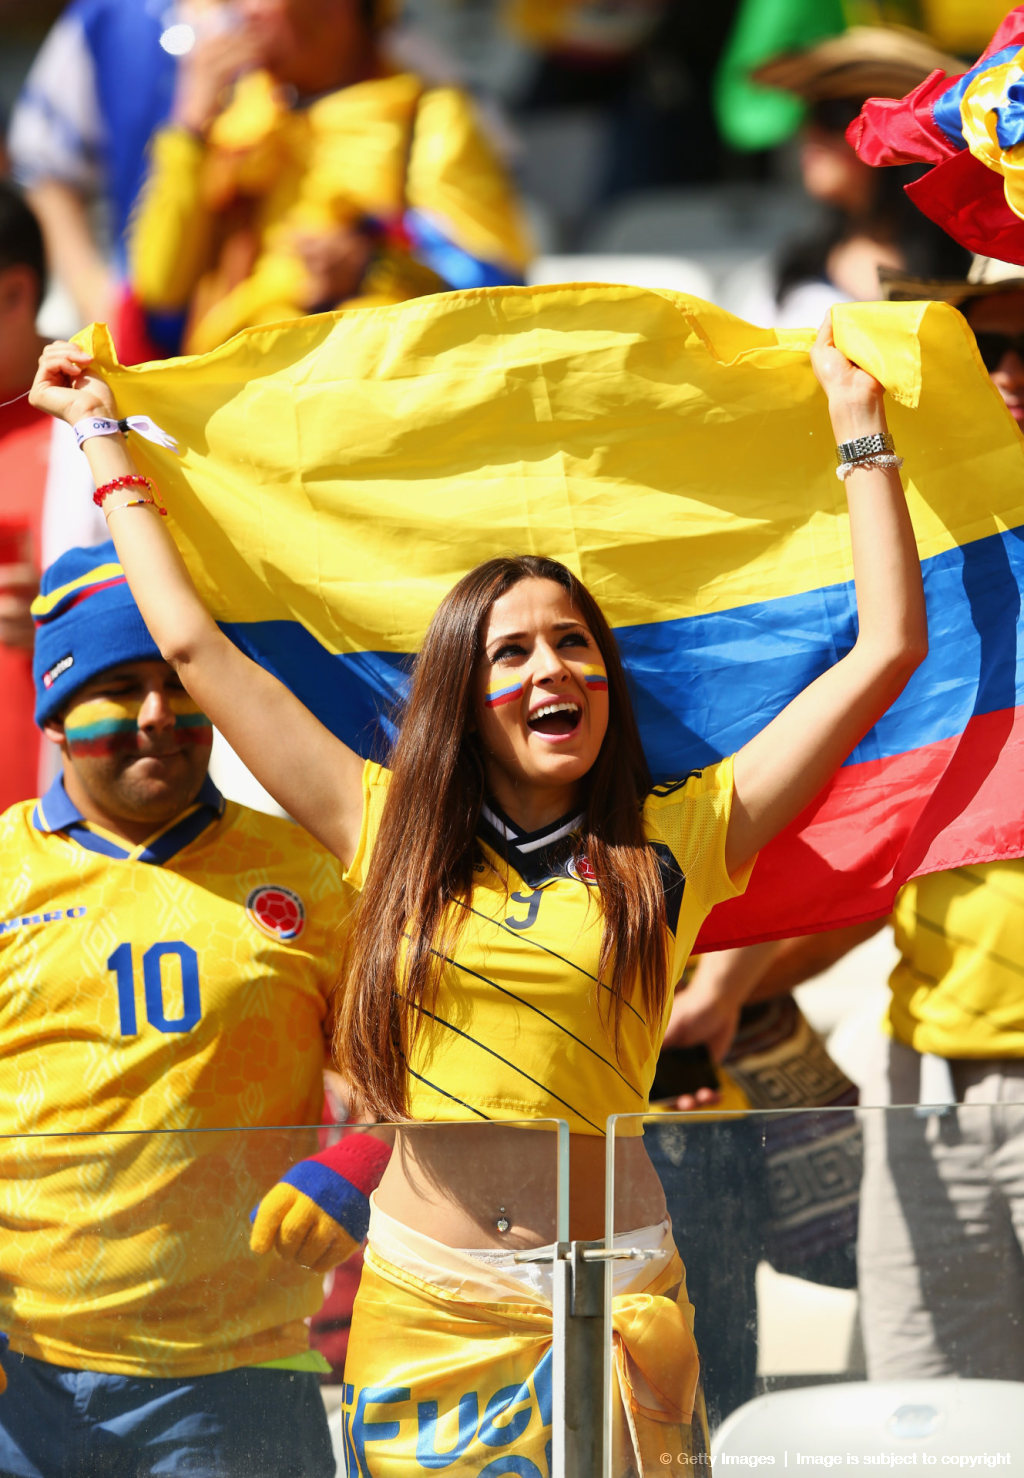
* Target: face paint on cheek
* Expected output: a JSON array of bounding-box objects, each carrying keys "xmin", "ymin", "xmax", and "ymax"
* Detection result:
[
  {"xmin": 168, "ymin": 693, "xmax": 214, "ymax": 748},
  {"xmin": 64, "ymin": 698, "xmax": 144, "ymax": 756},
  {"xmin": 484, "ymin": 673, "xmax": 525, "ymax": 709},
  {"xmin": 63, "ymin": 694, "xmax": 214, "ymax": 755},
  {"xmin": 581, "ymin": 663, "xmax": 608, "ymax": 693}
]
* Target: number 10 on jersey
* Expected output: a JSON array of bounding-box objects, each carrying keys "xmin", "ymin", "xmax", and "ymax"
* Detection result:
[{"xmin": 107, "ymin": 942, "xmax": 202, "ymax": 1035}]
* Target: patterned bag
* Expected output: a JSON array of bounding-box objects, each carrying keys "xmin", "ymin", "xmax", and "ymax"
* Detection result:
[{"xmin": 723, "ymin": 996, "xmax": 861, "ymax": 1288}]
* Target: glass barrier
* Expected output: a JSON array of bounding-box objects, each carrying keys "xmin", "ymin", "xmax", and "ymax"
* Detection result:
[
  {"xmin": 605, "ymin": 1105, "xmax": 1024, "ymax": 1478},
  {"xmin": 0, "ymin": 1117, "xmax": 567, "ymax": 1478}
]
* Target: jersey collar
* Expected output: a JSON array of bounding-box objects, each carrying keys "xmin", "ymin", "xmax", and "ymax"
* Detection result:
[
  {"xmin": 32, "ymin": 774, "xmax": 226, "ymax": 865},
  {"xmin": 477, "ymin": 798, "xmax": 586, "ymax": 888}
]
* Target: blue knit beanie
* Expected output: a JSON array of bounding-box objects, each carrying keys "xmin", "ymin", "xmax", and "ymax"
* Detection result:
[{"xmin": 32, "ymin": 541, "xmax": 162, "ymax": 726}]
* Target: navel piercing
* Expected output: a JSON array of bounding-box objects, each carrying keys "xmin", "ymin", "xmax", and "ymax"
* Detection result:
[{"xmin": 496, "ymin": 1207, "xmax": 510, "ymax": 1233}]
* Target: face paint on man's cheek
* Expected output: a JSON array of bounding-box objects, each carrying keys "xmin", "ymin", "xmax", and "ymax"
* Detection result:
[
  {"xmin": 484, "ymin": 674, "xmax": 525, "ymax": 709},
  {"xmin": 64, "ymin": 698, "xmax": 143, "ymax": 755},
  {"xmin": 168, "ymin": 694, "xmax": 214, "ymax": 748},
  {"xmin": 63, "ymin": 695, "xmax": 213, "ymax": 755}
]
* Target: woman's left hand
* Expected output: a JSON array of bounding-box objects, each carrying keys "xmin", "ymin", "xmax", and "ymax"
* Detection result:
[
  {"xmin": 29, "ymin": 341, "xmax": 117, "ymax": 427},
  {"xmin": 809, "ymin": 314, "xmax": 885, "ymax": 420}
]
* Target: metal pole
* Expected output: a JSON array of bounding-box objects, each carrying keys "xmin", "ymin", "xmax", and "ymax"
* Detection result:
[{"xmin": 563, "ymin": 1241, "xmax": 608, "ymax": 1478}]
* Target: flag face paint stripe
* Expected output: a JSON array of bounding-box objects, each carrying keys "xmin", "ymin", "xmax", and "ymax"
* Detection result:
[
  {"xmin": 484, "ymin": 675, "xmax": 524, "ymax": 708},
  {"xmin": 221, "ymin": 518, "xmax": 1024, "ymax": 775},
  {"xmin": 582, "ymin": 664, "xmax": 608, "ymax": 692},
  {"xmin": 67, "ymin": 729, "xmax": 214, "ymax": 757},
  {"xmin": 64, "ymin": 696, "xmax": 213, "ymax": 753}
]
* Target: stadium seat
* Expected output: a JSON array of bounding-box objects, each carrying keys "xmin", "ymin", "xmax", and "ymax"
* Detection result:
[{"xmin": 712, "ymin": 1379, "xmax": 1024, "ymax": 1467}]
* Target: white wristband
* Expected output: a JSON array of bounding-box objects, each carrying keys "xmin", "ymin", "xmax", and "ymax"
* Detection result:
[
  {"xmin": 835, "ymin": 452, "xmax": 904, "ymax": 482},
  {"xmin": 73, "ymin": 415, "xmax": 180, "ymax": 453},
  {"xmin": 73, "ymin": 416, "xmax": 122, "ymax": 447}
]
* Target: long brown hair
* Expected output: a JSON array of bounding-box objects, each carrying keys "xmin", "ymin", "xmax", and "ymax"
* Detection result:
[{"xmin": 334, "ymin": 555, "xmax": 669, "ymax": 1119}]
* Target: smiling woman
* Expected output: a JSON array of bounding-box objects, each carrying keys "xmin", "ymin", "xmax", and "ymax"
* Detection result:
[{"xmin": 28, "ymin": 319, "xmax": 927, "ymax": 1474}]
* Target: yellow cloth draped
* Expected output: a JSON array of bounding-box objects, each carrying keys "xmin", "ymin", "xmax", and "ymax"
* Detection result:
[{"xmin": 341, "ymin": 1243, "xmax": 703, "ymax": 1476}]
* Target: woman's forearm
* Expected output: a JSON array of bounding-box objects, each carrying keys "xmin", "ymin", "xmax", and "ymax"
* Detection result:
[{"xmin": 726, "ymin": 321, "xmax": 927, "ymax": 875}]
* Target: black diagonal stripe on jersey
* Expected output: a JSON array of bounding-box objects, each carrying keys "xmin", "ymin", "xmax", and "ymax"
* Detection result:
[
  {"xmin": 913, "ymin": 910, "xmax": 1024, "ymax": 981},
  {"xmin": 903, "ymin": 962, "xmax": 1023, "ymax": 1029},
  {"xmin": 451, "ymin": 897, "xmax": 647, "ymax": 1028},
  {"xmin": 949, "ymin": 865, "xmax": 1024, "ymax": 909},
  {"xmin": 649, "ymin": 773, "xmax": 702, "ymax": 797},
  {"xmin": 407, "ymin": 996, "xmax": 605, "ymax": 1132},
  {"xmin": 431, "ymin": 940, "xmax": 645, "ymax": 1101},
  {"xmin": 404, "ymin": 1065, "xmax": 492, "ymax": 1120},
  {"xmin": 650, "ymin": 841, "xmax": 685, "ymax": 936}
]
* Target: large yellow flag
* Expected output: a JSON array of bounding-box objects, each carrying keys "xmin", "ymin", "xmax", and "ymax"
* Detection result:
[{"xmin": 79, "ymin": 283, "xmax": 1024, "ymax": 945}]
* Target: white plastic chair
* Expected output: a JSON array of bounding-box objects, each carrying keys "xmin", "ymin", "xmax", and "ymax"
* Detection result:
[{"xmin": 712, "ymin": 1379, "xmax": 1024, "ymax": 1467}]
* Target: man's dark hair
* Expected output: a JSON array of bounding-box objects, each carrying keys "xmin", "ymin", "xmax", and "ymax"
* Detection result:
[{"xmin": 0, "ymin": 182, "xmax": 47, "ymax": 308}]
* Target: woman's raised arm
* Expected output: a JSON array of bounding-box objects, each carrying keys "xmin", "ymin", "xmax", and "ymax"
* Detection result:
[
  {"xmin": 30, "ymin": 342, "xmax": 367, "ymax": 867},
  {"xmin": 724, "ymin": 316, "xmax": 928, "ymax": 878}
]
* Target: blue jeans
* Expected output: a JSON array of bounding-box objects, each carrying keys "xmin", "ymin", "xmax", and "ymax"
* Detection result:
[{"xmin": 0, "ymin": 1352, "xmax": 335, "ymax": 1478}]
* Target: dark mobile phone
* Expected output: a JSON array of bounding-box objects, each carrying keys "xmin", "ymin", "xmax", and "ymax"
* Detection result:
[{"xmin": 650, "ymin": 1043, "xmax": 720, "ymax": 1102}]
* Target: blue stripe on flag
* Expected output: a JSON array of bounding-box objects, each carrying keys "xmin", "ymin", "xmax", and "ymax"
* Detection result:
[{"xmin": 221, "ymin": 524, "xmax": 1024, "ymax": 781}]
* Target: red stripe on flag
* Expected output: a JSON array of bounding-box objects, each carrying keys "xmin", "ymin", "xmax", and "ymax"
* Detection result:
[{"xmin": 697, "ymin": 705, "xmax": 1024, "ymax": 951}]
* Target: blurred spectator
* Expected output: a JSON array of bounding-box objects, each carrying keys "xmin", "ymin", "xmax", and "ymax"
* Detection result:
[
  {"xmin": 0, "ymin": 183, "xmax": 102, "ymax": 812},
  {"xmin": 128, "ymin": 0, "xmax": 532, "ymax": 356},
  {"xmin": 6, "ymin": 0, "xmax": 190, "ymax": 328},
  {"xmin": 735, "ymin": 27, "xmax": 973, "ymax": 328}
]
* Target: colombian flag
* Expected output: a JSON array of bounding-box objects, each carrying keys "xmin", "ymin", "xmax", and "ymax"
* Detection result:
[
  {"xmin": 79, "ymin": 284, "xmax": 1024, "ymax": 948},
  {"xmin": 849, "ymin": 6, "xmax": 1024, "ymax": 265}
]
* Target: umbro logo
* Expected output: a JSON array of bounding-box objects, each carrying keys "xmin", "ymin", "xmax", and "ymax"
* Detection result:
[{"xmin": 0, "ymin": 905, "xmax": 87, "ymax": 936}]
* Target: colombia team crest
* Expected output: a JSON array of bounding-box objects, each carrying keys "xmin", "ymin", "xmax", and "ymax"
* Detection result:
[
  {"xmin": 568, "ymin": 854, "xmax": 597, "ymax": 884},
  {"xmin": 246, "ymin": 885, "xmax": 306, "ymax": 941}
]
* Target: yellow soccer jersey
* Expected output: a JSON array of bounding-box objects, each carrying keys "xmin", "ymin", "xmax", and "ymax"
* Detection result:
[
  {"xmin": 345, "ymin": 759, "xmax": 752, "ymax": 1134},
  {"xmin": 0, "ymin": 776, "xmax": 350, "ymax": 1376},
  {"xmin": 888, "ymin": 860, "xmax": 1024, "ymax": 1058}
]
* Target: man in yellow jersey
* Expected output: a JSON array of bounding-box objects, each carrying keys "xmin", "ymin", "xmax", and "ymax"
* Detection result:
[{"xmin": 0, "ymin": 540, "xmax": 387, "ymax": 1477}]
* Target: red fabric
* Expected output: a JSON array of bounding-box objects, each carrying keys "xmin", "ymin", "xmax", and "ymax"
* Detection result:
[
  {"xmin": 846, "ymin": 6, "xmax": 1024, "ymax": 263},
  {"xmin": 905, "ymin": 150, "xmax": 1024, "ymax": 266},
  {"xmin": 847, "ymin": 71, "xmax": 959, "ymax": 166},
  {"xmin": 0, "ymin": 399, "xmax": 51, "ymax": 811}
]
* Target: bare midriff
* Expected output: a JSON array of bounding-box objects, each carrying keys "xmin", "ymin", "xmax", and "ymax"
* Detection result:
[{"xmin": 374, "ymin": 1123, "xmax": 666, "ymax": 1247}]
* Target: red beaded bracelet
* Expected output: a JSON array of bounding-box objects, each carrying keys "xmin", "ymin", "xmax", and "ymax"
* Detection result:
[
  {"xmin": 93, "ymin": 473, "xmax": 151, "ymax": 507},
  {"xmin": 94, "ymin": 473, "xmax": 167, "ymax": 516}
]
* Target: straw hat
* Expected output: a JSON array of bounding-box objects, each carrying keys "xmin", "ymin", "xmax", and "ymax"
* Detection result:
[
  {"xmin": 878, "ymin": 254, "xmax": 1024, "ymax": 304},
  {"xmin": 751, "ymin": 25, "xmax": 963, "ymax": 104}
]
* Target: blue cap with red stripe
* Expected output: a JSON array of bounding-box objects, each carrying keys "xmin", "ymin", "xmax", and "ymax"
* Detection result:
[{"xmin": 31, "ymin": 540, "xmax": 161, "ymax": 726}]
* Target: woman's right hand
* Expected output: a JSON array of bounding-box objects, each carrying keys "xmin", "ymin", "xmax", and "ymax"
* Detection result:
[{"xmin": 29, "ymin": 341, "xmax": 117, "ymax": 427}]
